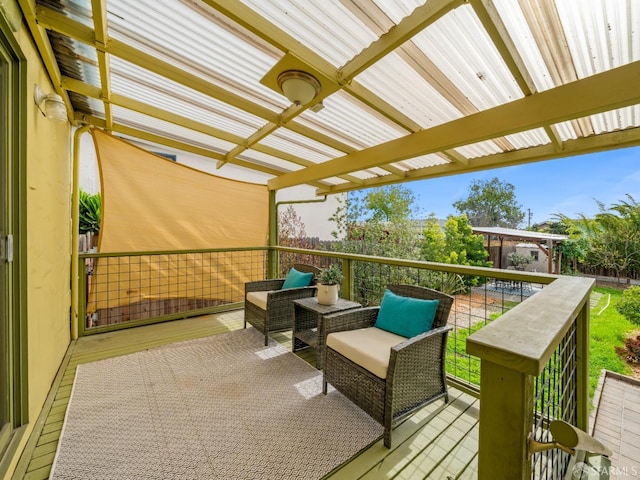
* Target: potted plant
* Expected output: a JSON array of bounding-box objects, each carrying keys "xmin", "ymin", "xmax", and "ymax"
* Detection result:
[{"xmin": 317, "ymin": 264, "xmax": 343, "ymax": 305}]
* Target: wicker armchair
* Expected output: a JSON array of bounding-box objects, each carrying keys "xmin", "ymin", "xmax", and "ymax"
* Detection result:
[
  {"xmin": 244, "ymin": 264, "xmax": 321, "ymax": 346},
  {"xmin": 322, "ymin": 284, "xmax": 454, "ymax": 448}
]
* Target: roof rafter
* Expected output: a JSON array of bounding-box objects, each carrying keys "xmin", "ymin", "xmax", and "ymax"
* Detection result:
[
  {"xmin": 18, "ymin": 0, "xmax": 73, "ymax": 117},
  {"xmin": 78, "ymin": 113, "xmax": 330, "ymax": 189},
  {"xmin": 90, "ymin": 0, "xmax": 112, "ymax": 130},
  {"xmin": 61, "ymin": 76, "xmax": 327, "ymax": 172},
  {"xmin": 518, "ymin": 0, "xmax": 594, "ymax": 137},
  {"xmin": 471, "ymin": 0, "xmax": 566, "ymax": 151},
  {"xmin": 201, "ymin": 0, "xmax": 426, "ymax": 133},
  {"xmin": 270, "ymin": 60, "xmax": 640, "ymax": 190},
  {"xmin": 337, "ymin": 0, "xmax": 464, "ymax": 81},
  {"xmin": 33, "ymin": 5, "xmax": 358, "ymax": 156},
  {"xmin": 317, "ymin": 125, "xmax": 640, "ymax": 195}
]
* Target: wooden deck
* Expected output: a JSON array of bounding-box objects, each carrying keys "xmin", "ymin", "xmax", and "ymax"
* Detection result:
[
  {"xmin": 591, "ymin": 371, "xmax": 640, "ymax": 478},
  {"xmin": 14, "ymin": 310, "xmax": 478, "ymax": 480}
]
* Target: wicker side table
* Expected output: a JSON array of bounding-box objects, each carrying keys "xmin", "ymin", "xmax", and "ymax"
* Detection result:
[{"xmin": 292, "ymin": 297, "xmax": 361, "ymax": 369}]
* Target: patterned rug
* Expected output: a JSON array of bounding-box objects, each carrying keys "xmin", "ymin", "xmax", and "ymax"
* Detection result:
[{"xmin": 50, "ymin": 328, "xmax": 382, "ymax": 479}]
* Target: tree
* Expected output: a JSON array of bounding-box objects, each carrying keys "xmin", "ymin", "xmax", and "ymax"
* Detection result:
[
  {"xmin": 578, "ymin": 195, "xmax": 640, "ymax": 279},
  {"xmin": 616, "ymin": 286, "xmax": 640, "ymax": 326},
  {"xmin": 420, "ymin": 214, "xmax": 446, "ymax": 262},
  {"xmin": 330, "ymin": 186, "xmax": 421, "ymax": 302},
  {"xmin": 421, "ymin": 213, "xmax": 491, "ymax": 289},
  {"xmin": 453, "ymin": 177, "xmax": 525, "ymax": 228},
  {"xmin": 365, "ymin": 185, "xmax": 415, "ymax": 222},
  {"xmin": 548, "ymin": 216, "xmax": 590, "ymax": 274},
  {"xmin": 441, "ymin": 214, "xmax": 491, "ymax": 268},
  {"xmin": 330, "ymin": 186, "xmax": 420, "ymax": 260},
  {"xmin": 278, "ymin": 205, "xmax": 314, "ymax": 274}
]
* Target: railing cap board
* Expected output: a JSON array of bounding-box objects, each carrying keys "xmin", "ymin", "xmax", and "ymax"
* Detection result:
[
  {"xmin": 275, "ymin": 246, "xmax": 558, "ymax": 284},
  {"xmin": 466, "ymin": 276, "xmax": 595, "ymax": 376}
]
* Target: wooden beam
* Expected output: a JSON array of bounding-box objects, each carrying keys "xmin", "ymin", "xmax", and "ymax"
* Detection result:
[
  {"xmin": 471, "ymin": 0, "xmax": 536, "ymax": 95},
  {"xmin": 62, "ymin": 77, "xmax": 348, "ymax": 174},
  {"xmin": 91, "ymin": 0, "xmax": 112, "ymax": 130},
  {"xmin": 270, "ymin": 60, "xmax": 640, "ymax": 190},
  {"xmin": 518, "ymin": 0, "xmax": 594, "ymax": 137},
  {"xmin": 35, "ymin": 1, "xmax": 412, "ymax": 183},
  {"xmin": 76, "ymin": 114, "xmax": 330, "ymax": 190},
  {"xmin": 315, "ymin": 124, "xmax": 640, "ymax": 195},
  {"xmin": 338, "ymin": 0, "xmax": 462, "ymax": 80},
  {"xmin": 202, "ymin": 0, "xmax": 420, "ymax": 133},
  {"xmin": 34, "ymin": 4, "xmax": 363, "ymax": 154},
  {"xmin": 18, "ymin": 0, "xmax": 74, "ymax": 116}
]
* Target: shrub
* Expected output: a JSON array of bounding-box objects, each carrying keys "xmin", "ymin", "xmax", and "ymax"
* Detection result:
[
  {"xmin": 616, "ymin": 286, "xmax": 640, "ymax": 326},
  {"xmin": 616, "ymin": 334, "xmax": 640, "ymax": 363},
  {"xmin": 508, "ymin": 252, "xmax": 532, "ymax": 269}
]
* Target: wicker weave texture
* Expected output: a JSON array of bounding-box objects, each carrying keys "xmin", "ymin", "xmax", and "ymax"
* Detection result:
[
  {"xmin": 244, "ymin": 264, "xmax": 320, "ymax": 345},
  {"xmin": 322, "ymin": 284, "xmax": 454, "ymax": 448}
]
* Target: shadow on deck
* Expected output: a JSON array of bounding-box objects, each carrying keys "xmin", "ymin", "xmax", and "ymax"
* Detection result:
[{"xmin": 16, "ymin": 310, "xmax": 479, "ymax": 480}]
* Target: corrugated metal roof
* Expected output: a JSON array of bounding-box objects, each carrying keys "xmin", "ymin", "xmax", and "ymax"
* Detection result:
[
  {"xmin": 26, "ymin": 0, "xmax": 640, "ymax": 194},
  {"xmin": 296, "ymin": 91, "xmax": 408, "ymax": 149},
  {"xmin": 112, "ymin": 105, "xmax": 237, "ymax": 153},
  {"xmin": 110, "ymin": 57, "xmax": 265, "ymax": 138},
  {"xmin": 356, "ymin": 52, "xmax": 463, "ymax": 129},
  {"xmin": 239, "ymin": 0, "xmax": 379, "ymax": 67},
  {"xmin": 472, "ymin": 227, "xmax": 568, "ymax": 242}
]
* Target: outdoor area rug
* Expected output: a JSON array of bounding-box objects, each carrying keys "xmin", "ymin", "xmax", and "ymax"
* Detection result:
[{"xmin": 50, "ymin": 328, "xmax": 382, "ymax": 479}]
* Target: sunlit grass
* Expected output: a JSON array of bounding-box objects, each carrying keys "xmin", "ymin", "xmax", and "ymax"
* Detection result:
[
  {"xmin": 446, "ymin": 288, "xmax": 636, "ymax": 400},
  {"xmin": 446, "ymin": 322, "xmax": 483, "ymax": 385},
  {"xmin": 446, "ymin": 310, "xmax": 505, "ymax": 386},
  {"xmin": 589, "ymin": 286, "xmax": 635, "ymax": 398}
]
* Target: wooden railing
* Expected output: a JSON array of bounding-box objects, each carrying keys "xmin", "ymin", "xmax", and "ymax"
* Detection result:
[
  {"xmin": 467, "ymin": 276, "xmax": 593, "ymax": 479},
  {"xmin": 78, "ymin": 246, "xmax": 592, "ymax": 479}
]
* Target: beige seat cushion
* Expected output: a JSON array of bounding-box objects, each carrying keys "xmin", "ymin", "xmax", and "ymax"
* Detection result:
[
  {"xmin": 326, "ymin": 327, "xmax": 406, "ymax": 379},
  {"xmin": 246, "ymin": 291, "xmax": 270, "ymax": 310}
]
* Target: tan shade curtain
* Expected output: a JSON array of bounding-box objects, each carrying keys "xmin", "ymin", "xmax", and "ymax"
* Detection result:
[{"xmin": 87, "ymin": 129, "xmax": 269, "ymax": 314}]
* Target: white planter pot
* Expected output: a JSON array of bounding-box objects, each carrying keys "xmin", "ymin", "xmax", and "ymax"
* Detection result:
[{"xmin": 317, "ymin": 284, "xmax": 339, "ymax": 305}]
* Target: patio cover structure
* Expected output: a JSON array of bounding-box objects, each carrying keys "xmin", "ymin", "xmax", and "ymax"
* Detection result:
[
  {"xmin": 472, "ymin": 226, "xmax": 568, "ymax": 273},
  {"xmin": 6, "ymin": 2, "xmax": 639, "ymax": 479},
  {"xmin": 18, "ymin": 0, "xmax": 640, "ymax": 193}
]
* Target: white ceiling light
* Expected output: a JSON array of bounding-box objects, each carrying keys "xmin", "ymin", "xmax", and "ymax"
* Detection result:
[
  {"xmin": 34, "ymin": 84, "xmax": 67, "ymax": 122},
  {"xmin": 277, "ymin": 70, "xmax": 322, "ymax": 106}
]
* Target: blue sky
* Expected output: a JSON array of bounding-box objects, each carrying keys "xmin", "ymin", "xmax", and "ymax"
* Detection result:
[{"xmin": 407, "ymin": 145, "xmax": 640, "ymax": 226}]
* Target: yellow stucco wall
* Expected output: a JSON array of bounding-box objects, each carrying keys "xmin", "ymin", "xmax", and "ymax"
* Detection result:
[{"xmin": 4, "ymin": 19, "xmax": 72, "ymax": 477}]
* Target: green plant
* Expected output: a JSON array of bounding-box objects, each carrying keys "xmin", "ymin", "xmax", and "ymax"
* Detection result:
[
  {"xmin": 318, "ymin": 264, "xmax": 343, "ymax": 285},
  {"xmin": 79, "ymin": 190, "xmax": 101, "ymax": 234},
  {"xmin": 508, "ymin": 252, "xmax": 532, "ymax": 269},
  {"xmin": 616, "ymin": 286, "xmax": 640, "ymax": 326}
]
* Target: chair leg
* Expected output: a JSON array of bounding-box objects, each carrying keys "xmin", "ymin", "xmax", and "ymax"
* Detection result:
[
  {"xmin": 383, "ymin": 424, "xmax": 392, "ymax": 449},
  {"xmin": 322, "ymin": 375, "xmax": 328, "ymax": 395},
  {"xmin": 264, "ymin": 332, "xmax": 269, "ymax": 346}
]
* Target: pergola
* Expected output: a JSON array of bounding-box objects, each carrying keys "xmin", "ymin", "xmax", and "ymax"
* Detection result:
[
  {"xmin": 472, "ymin": 226, "xmax": 568, "ymax": 273},
  {"xmin": 19, "ymin": 0, "xmax": 640, "ymax": 194},
  {"xmin": 8, "ymin": 3, "xmax": 637, "ymax": 479}
]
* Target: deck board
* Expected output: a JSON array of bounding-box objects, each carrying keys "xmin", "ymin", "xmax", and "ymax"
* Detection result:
[
  {"xmin": 591, "ymin": 371, "xmax": 640, "ymax": 476},
  {"xmin": 14, "ymin": 310, "xmax": 478, "ymax": 479}
]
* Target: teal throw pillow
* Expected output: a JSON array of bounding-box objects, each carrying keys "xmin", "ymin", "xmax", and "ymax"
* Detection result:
[
  {"xmin": 281, "ymin": 267, "xmax": 314, "ymax": 289},
  {"xmin": 374, "ymin": 289, "xmax": 439, "ymax": 338}
]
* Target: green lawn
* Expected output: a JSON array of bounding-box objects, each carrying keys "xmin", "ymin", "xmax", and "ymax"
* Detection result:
[
  {"xmin": 588, "ymin": 286, "xmax": 635, "ymax": 397},
  {"xmin": 446, "ymin": 287, "xmax": 636, "ymax": 400}
]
